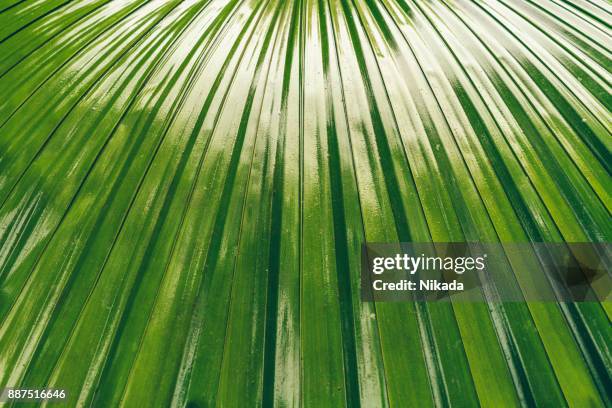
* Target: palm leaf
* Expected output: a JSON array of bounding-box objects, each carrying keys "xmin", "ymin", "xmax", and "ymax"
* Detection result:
[{"xmin": 0, "ymin": 0, "xmax": 610, "ymax": 406}]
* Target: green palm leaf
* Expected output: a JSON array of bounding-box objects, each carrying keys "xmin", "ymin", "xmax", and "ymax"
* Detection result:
[{"xmin": 0, "ymin": 0, "xmax": 610, "ymax": 406}]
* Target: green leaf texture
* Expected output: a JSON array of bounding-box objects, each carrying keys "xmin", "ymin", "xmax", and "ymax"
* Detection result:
[{"xmin": 0, "ymin": 0, "xmax": 610, "ymax": 406}]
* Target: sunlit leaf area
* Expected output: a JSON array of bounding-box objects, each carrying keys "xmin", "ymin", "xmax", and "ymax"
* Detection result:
[{"xmin": 0, "ymin": 0, "xmax": 610, "ymax": 406}]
